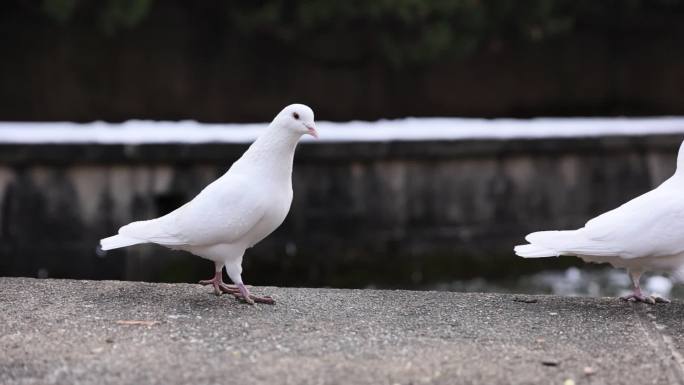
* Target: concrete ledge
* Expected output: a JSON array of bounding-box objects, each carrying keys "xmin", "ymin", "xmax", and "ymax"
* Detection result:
[
  {"xmin": 0, "ymin": 134, "xmax": 682, "ymax": 165},
  {"xmin": 1, "ymin": 277, "xmax": 684, "ymax": 385}
]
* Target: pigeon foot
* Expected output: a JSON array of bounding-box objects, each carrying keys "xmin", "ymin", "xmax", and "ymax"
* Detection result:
[
  {"xmin": 199, "ymin": 272, "xmax": 240, "ymax": 296},
  {"xmin": 650, "ymin": 294, "xmax": 671, "ymax": 303},
  {"xmin": 620, "ymin": 293, "xmax": 655, "ymax": 304},
  {"xmin": 232, "ymin": 283, "xmax": 275, "ymax": 305},
  {"xmin": 620, "ymin": 293, "xmax": 669, "ymax": 304}
]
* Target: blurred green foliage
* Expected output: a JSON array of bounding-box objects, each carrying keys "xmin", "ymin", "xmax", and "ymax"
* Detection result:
[
  {"xmin": 35, "ymin": 0, "xmax": 680, "ymax": 67},
  {"xmin": 97, "ymin": 0, "xmax": 153, "ymax": 34},
  {"xmin": 41, "ymin": 0, "xmax": 153, "ymax": 34},
  {"xmin": 41, "ymin": 0, "xmax": 78, "ymax": 23},
  {"xmin": 224, "ymin": 0, "xmax": 578, "ymax": 67}
]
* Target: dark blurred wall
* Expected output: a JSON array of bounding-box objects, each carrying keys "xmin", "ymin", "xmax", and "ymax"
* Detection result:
[
  {"xmin": 0, "ymin": 136, "xmax": 679, "ymax": 288},
  {"xmin": 1, "ymin": 0, "xmax": 684, "ymax": 122}
]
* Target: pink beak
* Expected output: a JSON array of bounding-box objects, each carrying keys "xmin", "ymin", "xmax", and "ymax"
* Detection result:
[{"xmin": 305, "ymin": 123, "xmax": 318, "ymax": 139}]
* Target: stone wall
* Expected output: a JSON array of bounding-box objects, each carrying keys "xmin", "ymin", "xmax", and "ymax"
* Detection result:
[{"xmin": 0, "ymin": 135, "xmax": 680, "ymax": 288}]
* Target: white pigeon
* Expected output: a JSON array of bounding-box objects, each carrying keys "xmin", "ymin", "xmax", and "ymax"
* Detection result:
[
  {"xmin": 100, "ymin": 104, "xmax": 318, "ymax": 305},
  {"xmin": 515, "ymin": 140, "xmax": 684, "ymax": 304}
]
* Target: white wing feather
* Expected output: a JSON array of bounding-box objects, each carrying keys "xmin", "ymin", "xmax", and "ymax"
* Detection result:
[
  {"xmin": 579, "ymin": 178, "xmax": 684, "ymax": 258},
  {"xmin": 527, "ymin": 177, "xmax": 684, "ymax": 259},
  {"xmin": 119, "ymin": 172, "xmax": 266, "ymax": 247}
]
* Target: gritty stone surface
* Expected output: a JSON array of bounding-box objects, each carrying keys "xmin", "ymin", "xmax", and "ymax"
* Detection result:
[{"xmin": 1, "ymin": 277, "xmax": 684, "ymax": 385}]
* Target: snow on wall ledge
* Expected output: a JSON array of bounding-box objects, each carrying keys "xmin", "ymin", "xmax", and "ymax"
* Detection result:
[{"xmin": 1, "ymin": 117, "xmax": 684, "ymax": 144}]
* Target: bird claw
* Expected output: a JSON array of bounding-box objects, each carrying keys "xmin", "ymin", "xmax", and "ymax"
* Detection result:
[
  {"xmin": 232, "ymin": 292, "xmax": 275, "ymax": 305},
  {"xmin": 235, "ymin": 294, "xmax": 255, "ymax": 305},
  {"xmin": 231, "ymin": 284, "xmax": 275, "ymax": 305},
  {"xmin": 200, "ymin": 274, "xmax": 274, "ymax": 305},
  {"xmin": 620, "ymin": 293, "xmax": 669, "ymax": 304},
  {"xmin": 199, "ymin": 276, "xmax": 250, "ymax": 296},
  {"xmin": 620, "ymin": 294, "xmax": 654, "ymax": 304},
  {"xmin": 251, "ymin": 295, "xmax": 275, "ymax": 305},
  {"xmin": 651, "ymin": 294, "xmax": 671, "ymax": 303},
  {"xmin": 218, "ymin": 283, "xmax": 240, "ymax": 295},
  {"xmin": 199, "ymin": 278, "xmax": 223, "ymax": 296}
]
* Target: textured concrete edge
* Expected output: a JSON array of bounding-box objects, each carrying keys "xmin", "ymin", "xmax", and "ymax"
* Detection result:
[{"xmin": 0, "ymin": 134, "xmax": 681, "ymax": 164}]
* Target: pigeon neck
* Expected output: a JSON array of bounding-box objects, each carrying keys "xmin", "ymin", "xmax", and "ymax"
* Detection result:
[{"xmin": 240, "ymin": 125, "xmax": 301, "ymax": 175}]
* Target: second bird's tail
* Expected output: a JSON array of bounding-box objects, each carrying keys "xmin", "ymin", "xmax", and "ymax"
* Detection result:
[{"xmin": 513, "ymin": 230, "xmax": 584, "ymax": 258}]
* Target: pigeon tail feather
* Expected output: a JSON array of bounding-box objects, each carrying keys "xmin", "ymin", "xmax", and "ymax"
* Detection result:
[
  {"xmin": 514, "ymin": 243, "xmax": 559, "ymax": 258},
  {"xmin": 526, "ymin": 229, "xmax": 619, "ymax": 257},
  {"xmin": 100, "ymin": 234, "xmax": 145, "ymax": 250},
  {"xmin": 118, "ymin": 219, "xmax": 187, "ymax": 245}
]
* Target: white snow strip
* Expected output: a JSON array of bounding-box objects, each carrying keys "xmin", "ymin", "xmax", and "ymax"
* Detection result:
[{"xmin": 0, "ymin": 117, "xmax": 684, "ymax": 144}]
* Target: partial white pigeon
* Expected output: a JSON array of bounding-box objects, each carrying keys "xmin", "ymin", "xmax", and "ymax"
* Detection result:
[
  {"xmin": 100, "ymin": 104, "xmax": 317, "ymax": 304},
  {"xmin": 515, "ymin": 140, "xmax": 684, "ymax": 304}
]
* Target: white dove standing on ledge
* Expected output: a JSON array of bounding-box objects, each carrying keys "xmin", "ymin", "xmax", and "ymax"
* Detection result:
[
  {"xmin": 100, "ymin": 104, "xmax": 318, "ymax": 305},
  {"xmin": 515, "ymin": 140, "xmax": 684, "ymax": 304}
]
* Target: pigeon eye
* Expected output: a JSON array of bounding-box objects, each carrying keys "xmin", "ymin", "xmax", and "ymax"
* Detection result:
[{"xmin": 293, "ymin": 112, "xmax": 299, "ymax": 120}]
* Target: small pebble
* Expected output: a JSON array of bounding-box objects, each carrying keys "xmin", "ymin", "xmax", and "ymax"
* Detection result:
[
  {"xmin": 541, "ymin": 359, "xmax": 559, "ymax": 367},
  {"xmin": 513, "ymin": 296, "xmax": 538, "ymax": 303}
]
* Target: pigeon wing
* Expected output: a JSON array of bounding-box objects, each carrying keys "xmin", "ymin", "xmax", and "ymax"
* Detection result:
[
  {"xmin": 579, "ymin": 181, "xmax": 684, "ymax": 258},
  {"xmin": 119, "ymin": 173, "xmax": 267, "ymax": 247}
]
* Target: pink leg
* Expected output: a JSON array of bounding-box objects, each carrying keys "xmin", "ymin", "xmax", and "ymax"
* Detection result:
[{"xmin": 223, "ymin": 262, "xmax": 275, "ymax": 305}]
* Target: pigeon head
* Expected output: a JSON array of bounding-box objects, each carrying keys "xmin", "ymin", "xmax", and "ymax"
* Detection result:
[{"xmin": 273, "ymin": 104, "xmax": 317, "ymax": 139}]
